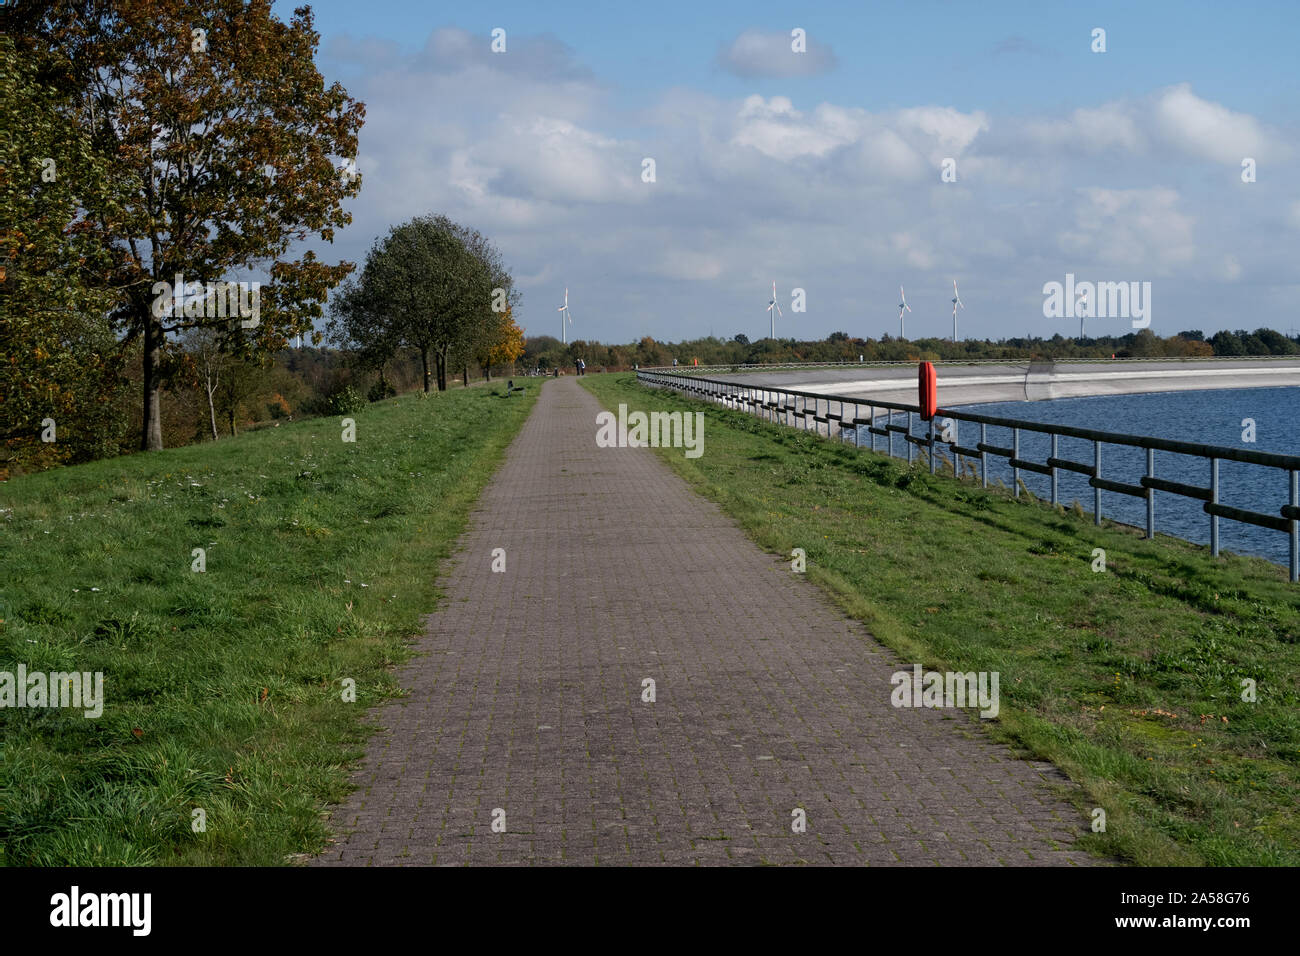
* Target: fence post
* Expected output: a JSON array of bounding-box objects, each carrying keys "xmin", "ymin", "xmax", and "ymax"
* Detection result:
[
  {"xmin": 1210, "ymin": 458, "xmax": 1220, "ymax": 556},
  {"xmin": 907, "ymin": 412, "xmax": 914, "ymax": 465},
  {"xmin": 1146, "ymin": 448, "xmax": 1155, "ymax": 540},
  {"xmin": 1013, "ymin": 428, "xmax": 1020, "ymax": 497},
  {"xmin": 980, "ymin": 423, "xmax": 988, "ymax": 489},
  {"xmin": 1094, "ymin": 441, "xmax": 1102, "ymax": 525},
  {"xmin": 1050, "ymin": 434, "xmax": 1059, "ymax": 506},
  {"xmin": 929, "ymin": 419, "xmax": 936, "ymax": 475},
  {"xmin": 888, "ymin": 412, "xmax": 895, "ymax": 459},
  {"xmin": 1291, "ymin": 470, "xmax": 1298, "ymax": 583}
]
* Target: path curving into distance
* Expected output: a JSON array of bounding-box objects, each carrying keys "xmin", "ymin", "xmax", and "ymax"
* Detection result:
[{"xmin": 312, "ymin": 377, "xmax": 1100, "ymax": 866}]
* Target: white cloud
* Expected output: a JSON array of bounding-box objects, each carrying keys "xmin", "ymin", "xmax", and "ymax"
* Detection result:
[
  {"xmin": 1019, "ymin": 85, "xmax": 1284, "ymax": 165},
  {"xmin": 1151, "ymin": 83, "xmax": 1275, "ymax": 164},
  {"xmin": 727, "ymin": 95, "xmax": 986, "ymax": 173},
  {"xmin": 717, "ymin": 29, "xmax": 837, "ymax": 78},
  {"xmin": 895, "ymin": 107, "xmax": 990, "ymax": 162},
  {"xmin": 1026, "ymin": 102, "xmax": 1145, "ymax": 154},
  {"xmin": 1059, "ymin": 187, "xmax": 1196, "ymax": 271},
  {"xmin": 656, "ymin": 248, "xmax": 724, "ymax": 281},
  {"xmin": 305, "ymin": 29, "xmax": 1295, "ymax": 343},
  {"xmin": 891, "ymin": 232, "xmax": 936, "ymax": 270}
]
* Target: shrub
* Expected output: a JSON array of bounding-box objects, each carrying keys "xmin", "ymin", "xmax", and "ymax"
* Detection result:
[
  {"xmin": 267, "ymin": 393, "xmax": 292, "ymax": 419},
  {"xmin": 326, "ymin": 385, "xmax": 365, "ymax": 415},
  {"xmin": 367, "ymin": 378, "xmax": 397, "ymax": 402}
]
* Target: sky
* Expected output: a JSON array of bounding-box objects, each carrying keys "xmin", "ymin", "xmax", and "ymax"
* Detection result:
[{"xmin": 287, "ymin": 0, "xmax": 1300, "ymax": 345}]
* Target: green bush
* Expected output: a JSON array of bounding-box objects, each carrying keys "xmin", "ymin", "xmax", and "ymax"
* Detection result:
[
  {"xmin": 326, "ymin": 385, "xmax": 365, "ymax": 414},
  {"xmin": 367, "ymin": 378, "xmax": 397, "ymax": 403}
]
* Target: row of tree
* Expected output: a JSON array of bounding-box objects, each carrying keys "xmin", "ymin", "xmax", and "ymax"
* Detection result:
[{"xmin": 533, "ymin": 328, "xmax": 1298, "ymax": 370}]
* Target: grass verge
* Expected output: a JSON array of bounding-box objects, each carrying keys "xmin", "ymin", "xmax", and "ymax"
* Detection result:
[
  {"xmin": 0, "ymin": 382, "xmax": 537, "ymax": 865},
  {"xmin": 581, "ymin": 372, "xmax": 1300, "ymax": 867}
]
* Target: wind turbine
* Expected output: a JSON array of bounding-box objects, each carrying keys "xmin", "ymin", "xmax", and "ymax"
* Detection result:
[
  {"xmin": 766, "ymin": 281, "xmax": 782, "ymax": 339},
  {"xmin": 898, "ymin": 286, "xmax": 912, "ymax": 339},
  {"xmin": 950, "ymin": 279, "xmax": 964, "ymax": 341},
  {"xmin": 557, "ymin": 287, "xmax": 572, "ymax": 344}
]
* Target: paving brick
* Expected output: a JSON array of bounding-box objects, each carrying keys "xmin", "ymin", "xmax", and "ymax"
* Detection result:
[{"xmin": 313, "ymin": 378, "xmax": 1100, "ymax": 867}]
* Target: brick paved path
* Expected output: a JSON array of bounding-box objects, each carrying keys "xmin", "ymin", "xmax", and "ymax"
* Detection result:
[{"xmin": 313, "ymin": 378, "xmax": 1098, "ymax": 866}]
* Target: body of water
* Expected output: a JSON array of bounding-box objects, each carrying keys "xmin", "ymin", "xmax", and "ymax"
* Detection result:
[{"xmin": 858, "ymin": 387, "xmax": 1300, "ymax": 568}]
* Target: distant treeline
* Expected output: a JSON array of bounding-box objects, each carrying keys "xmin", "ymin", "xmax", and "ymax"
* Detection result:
[{"xmin": 524, "ymin": 327, "xmax": 1299, "ymax": 370}]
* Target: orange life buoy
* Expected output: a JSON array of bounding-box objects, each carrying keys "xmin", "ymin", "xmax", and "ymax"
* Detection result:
[{"xmin": 919, "ymin": 361, "xmax": 937, "ymax": 420}]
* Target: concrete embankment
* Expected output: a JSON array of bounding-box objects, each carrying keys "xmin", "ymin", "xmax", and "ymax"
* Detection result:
[{"xmin": 704, "ymin": 359, "xmax": 1300, "ymax": 407}]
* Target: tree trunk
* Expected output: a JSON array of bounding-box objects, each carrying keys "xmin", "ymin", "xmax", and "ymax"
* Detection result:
[
  {"xmin": 206, "ymin": 383, "xmax": 219, "ymax": 441},
  {"xmin": 434, "ymin": 353, "xmax": 447, "ymax": 391},
  {"xmin": 420, "ymin": 348, "xmax": 431, "ymax": 393},
  {"xmin": 140, "ymin": 315, "xmax": 165, "ymax": 450},
  {"xmin": 463, "ymin": 361, "xmax": 469, "ymax": 387}
]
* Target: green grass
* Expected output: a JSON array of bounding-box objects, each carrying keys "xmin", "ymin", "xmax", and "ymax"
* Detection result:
[
  {"xmin": 581, "ymin": 373, "xmax": 1300, "ymax": 867},
  {"xmin": 0, "ymin": 382, "xmax": 537, "ymax": 865}
]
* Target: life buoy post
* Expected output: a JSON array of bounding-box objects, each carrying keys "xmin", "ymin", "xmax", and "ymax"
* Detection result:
[
  {"xmin": 919, "ymin": 361, "xmax": 938, "ymax": 474},
  {"xmin": 919, "ymin": 361, "xmax": 937, "ymax": 420}
]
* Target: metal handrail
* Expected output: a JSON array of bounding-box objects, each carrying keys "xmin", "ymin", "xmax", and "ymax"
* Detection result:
[
  {"xmin": 636, "ymin": 369, "xmax": 1300, "ymax": 582},
  {"xmin": 641, "ymin": 355, "xmax": 1300, "ymax": 374}
]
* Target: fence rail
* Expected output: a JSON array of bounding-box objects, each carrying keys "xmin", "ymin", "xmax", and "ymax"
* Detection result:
[
  {"xmin": 639, "ymin": 355, "xmax": 1300, "ymax": 375},
  {"xmin": 636, "ymin": 368, "xmax": 1300, "ymax": 582}
]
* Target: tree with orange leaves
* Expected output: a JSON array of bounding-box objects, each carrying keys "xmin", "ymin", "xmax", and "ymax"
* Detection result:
[
  {"xmin": 477, "ymin": 309, "xmax": 525, "ymax": 381},
  {"xmin": 27, "ymin": 0, "xmax": 365, "ymax": 450}
]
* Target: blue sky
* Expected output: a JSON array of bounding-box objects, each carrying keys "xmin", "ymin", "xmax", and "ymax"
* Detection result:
[{"xmin": 289, "ymin": 0, "xmax": 1300, "ymax": 344}]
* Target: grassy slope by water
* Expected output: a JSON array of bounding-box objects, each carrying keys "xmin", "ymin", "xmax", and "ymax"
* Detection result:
[
  {"xmin": 0, "ymin": 382, "xmax": 537, "ymax": 865},
  {"xmin": 582, "ymin": 373, "xmax": 1300, "ymax": 867}
]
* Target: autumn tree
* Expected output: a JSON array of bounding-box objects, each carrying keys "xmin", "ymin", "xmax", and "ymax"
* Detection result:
[
  {"xmin": 0, "ymin": 33, "xmax": 130, "ymax": 476},
  {"xmin": 476, "ymin": 308, "xmax": 525, "ymax": 380},
  {"xmin": 31, "ymin": 0, "xmax": 364, "ymax": 449}
]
